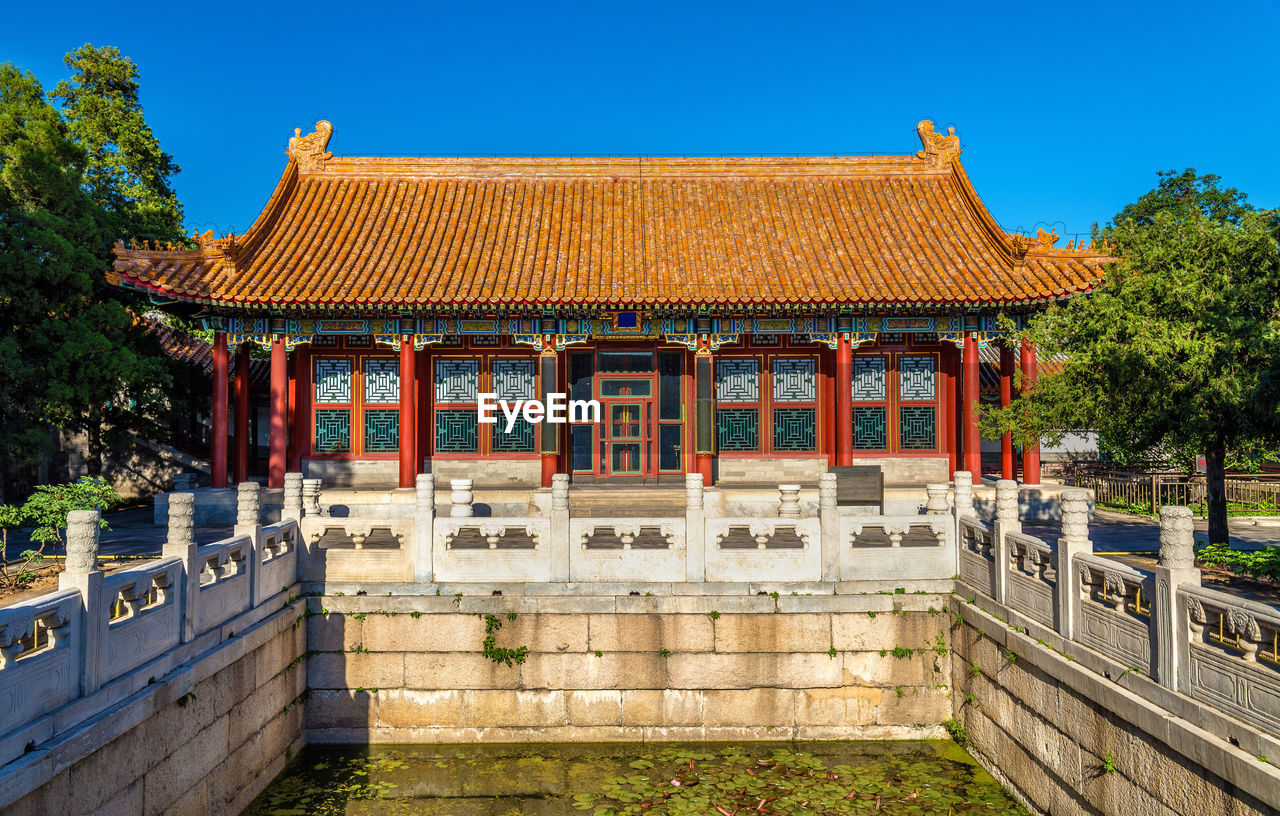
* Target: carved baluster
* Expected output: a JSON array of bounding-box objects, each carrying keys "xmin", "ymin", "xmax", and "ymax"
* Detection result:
[
  {"xmin": 925, "ymin": 484, "xmax": 950, "ymax": 515},
  {"xmin": 450, "ymin": 479, "xmax": 475, "ymax": 518},
  {"xmin": 550, "ymin": 474, "xmax": 570, "ymax": 582},
  {"xmin": 414, "ymin": 473, "xmax": 435, "ymax": 583},
  {"xmin": 282, "ymin": 472, "xmax": 303, "ymax": 522},
  {"xmin": 1155, "ymin": 505, "xmax": 1200, "ymax": 690},
  {"xmin": 686, "ymin": 473, "xmax": 706, "ymax": 583},
  {"xmin": 819, "ymin": 472, "xmax": 839, "ymax": 582}
]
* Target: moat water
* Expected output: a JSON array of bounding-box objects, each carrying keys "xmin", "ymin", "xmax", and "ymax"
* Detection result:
[{"xmin": 242, "ymin": 741, "xmax": 1028, "ymax": 815}]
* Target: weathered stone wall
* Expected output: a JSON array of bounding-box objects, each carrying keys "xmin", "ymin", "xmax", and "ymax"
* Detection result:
[
  {"xmin": 306, "ymin": 594, "xmax": 954, "ymax": 742},
  {"xmin": 950, "ymin": 597, "xmax": 1280, "ymax": 816},
  {"xmin": 2, "ymin": 602, "xmax": 307, "ymax": 816}
]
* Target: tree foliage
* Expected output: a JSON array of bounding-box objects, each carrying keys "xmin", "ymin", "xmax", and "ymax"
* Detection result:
[
  {"xmin": 0, "ymin": 46, "xmax": 202, "ymax": 497},
  {"xmin": 983, "ymin": 170, "xmax": 1280, "ymax": 545}
]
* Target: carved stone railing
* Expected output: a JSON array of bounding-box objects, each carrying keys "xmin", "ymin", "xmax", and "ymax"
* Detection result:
[
  {"xmin": 1073, "ymin": 552, "xmax": 1155, "ymax": 674},
  {"xmin": 0, "ymin": 589, "xmax": 80, "ymax": 742},
  {"xmin": 194, "ymin": 535, "xmax": 252, "ymax": 633},
  {"xmin": 432, "ymin": 517, "xmax": 552, "ymax": 582},
  {"xmin": 1182, "ymin": 585, "xmax": 1280, "ymax": 734},
  {"xmin": 704, "ymin": 518, "xmax": 821, "ymax": 582},
  {"xmin": 0, "ymin": 492, "xmax": 304, "ymax": 768},
  {"xmin": 569, "ymin": 518, "xmax": 687, "ymax": 582},
  {"xmin": 958, "ymin": 516, "xmax": 997, "ymax": 597},
  {"xmin": 300, "ymin": 516, "xmax": 416, "ymax": 583},
  {"xmin": 98, "ymin": 556, "xmax": 184, "ymax": 684},
  {"xmin": 1005, "ymin": 531, "xmax": 1056, "ymax": 629},
  {"xmin": 838, "ymin": 515, "xmax": 954, "ymax": 582}
]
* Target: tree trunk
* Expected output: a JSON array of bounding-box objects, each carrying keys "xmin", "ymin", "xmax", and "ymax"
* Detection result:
[
  {"xmin": 85, "ymin": 421, "xmax": 103, "ymax": 477},
  {"xmin": 1205, "ymin": 442, "xmax": 1229, "ymax": 547}
]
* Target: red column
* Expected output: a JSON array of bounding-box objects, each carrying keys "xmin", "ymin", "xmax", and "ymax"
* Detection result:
[
  {"xmin": 399, "ymin": 338, "xmax": 417, "ymax": 488},
  {"xmin": 211, "ymin": 332, "xmax": 229, "ymax": 489},
  {"xmin": 962, "ymin": 333, "xmax": 981, "ymax": 476},
  {"xmin": 268, "ymin": 337, "xmax": 287, "ymax": 489},
  {"xmin": 999, "ymin": 343, "xmax": 1015, "ymax": 480},
  {"xmin": 1020, "ymin": 341, "xmax": 1041, "ymax": 485},
  {"xmin": 539, "ymin": 349, "xmax": 559, "ymax": 488},
  {"xmin": 695, "ymin": 343, "xmax": 714, "ymax": 484},
  {"xmin": 835, "ymin": 335, "xmax": 852, "ymax": 466},
  {"xmin": 233, "ymin": 343, "xmax": 250, "ymax": 483}
]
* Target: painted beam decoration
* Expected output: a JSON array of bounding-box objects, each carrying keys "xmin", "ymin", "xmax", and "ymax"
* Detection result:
[{"xmin": 204, "ymin": 312, "xmax": 1022, "ymax": 348}]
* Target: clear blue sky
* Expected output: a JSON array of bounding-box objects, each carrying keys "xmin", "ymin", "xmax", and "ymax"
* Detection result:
[{"xmin": 4, "ymin": 0, "xmax": 1277, "ymax": 243}]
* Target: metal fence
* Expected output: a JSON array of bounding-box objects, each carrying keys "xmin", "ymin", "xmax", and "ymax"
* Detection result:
[{"xmin": 1071, "ymin": 468, "xmax": 1280, "ymax": 514}]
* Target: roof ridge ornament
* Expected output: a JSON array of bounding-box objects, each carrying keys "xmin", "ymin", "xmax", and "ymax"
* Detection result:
[
  {"xmin": 287, "ymin": 120, "xmax": 334, "ymax": 172},
  {"xmin": 916, "ymin": 120, "xmax": 961, "ymax": 170},
  {"xmin": 1035, "ymin": 228, "xmax": 1059, "ymax": 250}
]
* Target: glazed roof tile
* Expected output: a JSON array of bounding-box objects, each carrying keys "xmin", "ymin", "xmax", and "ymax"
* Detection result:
[{"xmin": 111, "ymin": 121, "xmax": 1111, "ymax": 310}]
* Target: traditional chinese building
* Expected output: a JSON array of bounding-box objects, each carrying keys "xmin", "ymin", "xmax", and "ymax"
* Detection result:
[{"xmin": 109, "ymin": 121, "xmax": 1109, "ymax": 491}]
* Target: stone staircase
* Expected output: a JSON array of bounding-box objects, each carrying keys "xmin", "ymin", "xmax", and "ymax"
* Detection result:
[{"xmin": 567, "ymin": 486, "xmax": 688, "ymax": 518}]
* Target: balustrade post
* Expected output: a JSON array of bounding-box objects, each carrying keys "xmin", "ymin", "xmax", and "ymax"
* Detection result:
[
  {"xmin": 161, "ymin": 493, "xmax": 200, "ymax": 642},
  {"xmin": 550, "ymin": 474, "xmax": 570, "ymax": 582},
  {"xmin": 59, "ymin": 509, "xmax": 103, "ymax": 696},
  {"xmin": 235, "ymin": 481, "xmax": 262, "ymax": 607},
  {"xmin": 819, "ymin": 472, "xmax": 839, "ymax": 582},
  {"xmin": 282, "ymin": 472, "xmax": 303, "ymax": 522},
  {"xmin": 413, "ymin": 474, "xmax": 435, "ymax": 583},
  {"xmin": 925, "ymin": 484, "xmax": 951, "ymax": 515},
  {"xmin": 686, "ymin": 473, "xmax": 706, "ymax": 582},
  {"xmin": 302, "ymin": 477, "xmax": 323, "ymax": 517},
  {"xmin": 952, "ymin": 471, "xmax": 975, "ymax": 576},
  {"xmin": 1154, "ymin": 506, "xmax": 1199, "ymax": 692},
  {"xmin": 450, "ymin": 479, "xmax": 475, "ymax": 517},
  {"xmin": 993, "ymin": 479, "xmax": 1020, "ymax": 603},
  {"xmin": 777, "ymin": 484, "xmax": 801, "ymax": 518},
  {"xmin": 1055, "ymin": 488, "xmax": 1092, "ymax": 640}
]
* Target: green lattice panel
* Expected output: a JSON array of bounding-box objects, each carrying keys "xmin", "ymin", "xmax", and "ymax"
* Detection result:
[
  {"xmin": 363, "ymin": 409, "xmax": 399, "ymax": 453},
  {"xmin": 772, "ymin": 408, "xmax": 816, "ymax": 452},
  {"xmin": 852, "ymin": 357, "xmax": 886, "ymax": 400},
  {"xmin": 771, "ymin": 358, "xmax": 816, "ymax": 402},
  {"xmin": 852, "ymin": 406, "xmax": 886, "ymax": 450},
  {"xmin": 716, "ymin": 408, "xmax": 759, "ymax": 452},
  {"xmin": 715, "ymin": 359, "xmax": 759, "ymax": 402},
  {"xmin": 314, "ymin": 409, "xmax": 351, "ymax": 453},
  {"xmin": 435, "ymin": 409, "xmax": 478, "ymax": 453},
  {"xmin": 314, "ymin": 359, "xmax": 351, "ymax": 403},
  {"xmin": 899, "ymin": 356, "xmax": 936, "ymax": 401},
  {"xmin": 364, "ymin": 359, "xmax": 400, "ymax": 403},
  {"xmin": 899, "ymin": 406, "xmax": 936, "ymax": 450},
  {"xmin": 435, "ymin": 359, "xmax": 478, "ymax": 403},
  {"xmin": 492, "ymin": 419, "xmax": 536, "ymax": 453},
  {"xmin": 492, "ymin": 359, "xmax": 536, "ymax": 400}
]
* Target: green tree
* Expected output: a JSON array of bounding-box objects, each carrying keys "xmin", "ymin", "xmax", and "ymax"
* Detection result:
[
  {"xmin": 0, "ymin": 48, "xmax": 202, "ymax": 497},
  {"xmin": 984, "ymin": 170, "xmax": 1280, "ymax": 545}
]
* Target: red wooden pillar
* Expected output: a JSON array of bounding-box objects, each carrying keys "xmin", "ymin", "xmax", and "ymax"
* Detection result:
[
  {"xmin": 539, "ymin": 347, "xmax": 559, "ymax": 487},
  {"xmin": 233, "ymin": 343, "xmax": 251, "ymax": 483},
  {"xmin": 941, "ymin": 345, "xmax": 957, "ymax": 474},
  {"xmin": 288, "ymin": 351, "xmax": 304, "ymax": 473},
  {"xmin": 399, "ymin": 338, "xmax": 417, "ymax": 488},
  {"xmin": 999, "ymin": 343, "xmax": 1015, "ymax": 480},
  {"xmin": 962, "ymin": 333, "xmax": 981, "ymax": 476},
  {"xmin": 268, "ymin": 337, "xmax": 287, "ymax": 489},
  {"xmin": 820, "ymin": 347, "xmax": 836, "ymax": 467},
  {"xmin": 835, "ymin": 335, "xmax": 853, "ymax": 467},
  {"xmin": 417, "ymin": 347, "xmax": 431, "ymax": 476},
  {"xmin": 695, "ymin": 342, "xmax": 714, "ymax": 485},
  {"xmin": 211, "ymin": 332, "xmax": 229, "ymax": 489},
  {"xmin": 1020, "ymin": 341, "xmax": 1041, "ymax": 485}
]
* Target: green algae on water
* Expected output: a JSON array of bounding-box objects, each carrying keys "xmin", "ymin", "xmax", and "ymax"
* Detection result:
[{"xmin": 242, "ymin": 741, "xmax": 1028, "ymax": 815}]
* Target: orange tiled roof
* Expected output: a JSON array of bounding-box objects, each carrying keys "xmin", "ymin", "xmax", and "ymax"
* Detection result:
[{"xmin": 110, "ymin": 121, "xmax": 1112, "ymax": 311}]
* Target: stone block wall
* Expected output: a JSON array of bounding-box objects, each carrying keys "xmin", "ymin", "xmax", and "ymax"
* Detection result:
[
  {"xmin": 305, "ymin": 594, "xmax": 954, "ymax": 742},
  {"xmin": 950, "ymin": 598, "xmax": 1280, "ymax": 816},
  {"xmin": 2, "ymin": 603, "xmax": 307, "ymax": 816}
]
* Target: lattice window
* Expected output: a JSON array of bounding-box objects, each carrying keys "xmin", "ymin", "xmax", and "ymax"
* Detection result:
[
  {"xmin": 773, "ymin": 408, "xmax": 816, "ymax": 451},
  {"xmin": 715, "ymin": 359, "xmax": 759, "ymax": 402},
  {"xmin": 363, "ymin": 409, "xmax": 399, "ymax": 453},
  {"xmin": 899, "ymin": 356, "xmax": 936, "ymax": 401},
  {"xmin": 493, "ymin": 359, "xmax": 536, "ymax": 400},
  {"xmin": 364, "ymin": 359, "xmax": 400, "ymax": 403},
  {"xmin": 314, "ymin": 409, "xmax": 351, "ymax": 453},
  {"xmin": 311, "ymin": 335, "xmax": 339, "ymax": 347},
  {"xmin": 490, "ymin": 358, "xmax": 536, "ymax": 453},
  {"xmin": 470, "ymin": 335, "xmax": 501, "ymax": 346},
  {"xmin": 345, "ymin": 335, "xmax": 372, "ymax": 348},
  {"xmin": 853, "ymin": 406, "xmax": 887, "ymax": 450},
  {"xmin": 435, "ymin": 359, "xmax": 479, "ymax": 403},
  {"xmin": 852, "ymin": 357, "xmax": 886, "ymax": 401},
  {"xmin": 751, "ymin": 334, "xmax": 780, "ymax": 345},
  {"xmin": 772, "ymin": 358, "xmax": 816, "ymax": 402},
  {"xmin": 899, "ymin": 406, "xmax": 936, "ymax": 450},
  {"xmin": 435, "ymin": 410, "xmax": 478, "ymax": 453},
  {"xmin": 314, "ymin": 358, "xmax": 352, "ymax": 403},
  {"xmin": 716, "ymin": 408, "xmax": 759, "ymax": 452}
]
